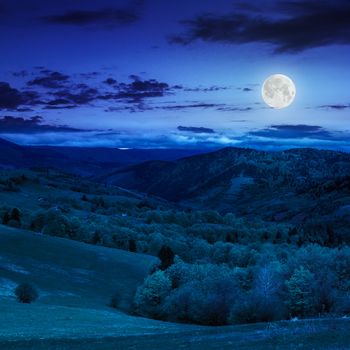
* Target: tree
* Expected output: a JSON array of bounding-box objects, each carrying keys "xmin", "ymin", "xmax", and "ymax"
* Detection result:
[
  {"xmin": 134, "ymin": 270, "xmax": 172, "ymax": 318},
  {"xmin": 288, "ymin": 227, "xmax": 298, "ymax": 237},
  {"xmin": 10, "ymin": 208, "xmax": 21, "ymax": 222},
  {"xmin": 129, "ymin": 239, "xmax": 137, "ymax": 252},
  {"xmin": 15, "ymin": 283, "xmax": 38, "ymax": 304},
  {"xmin": 297, "ymin": 235, "xmax": 304, "ymax": 247},
  {"xmin": 325, "ymin": 225, "xmax": 342, "ymax": 247},
  {"xmin": 2, "ymin": 212, "xmax": 10, "ymax": 225},
  {"xmin": 286, "ymin": 266, "xmax": 315, "ymax": 317},
  {"xmin": 158, "ymin": 245, "xmax": 175, "ymax": 270},
  {"xmin": 91, "ymin": 230, "xmax": 102, "ymax": 245}
]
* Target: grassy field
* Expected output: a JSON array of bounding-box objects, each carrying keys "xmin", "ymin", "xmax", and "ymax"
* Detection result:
[
  {"xmin": 1, "ymin": 225, "xmax": 350, "ymax": 350},
  {"xmin": 0, "ymin": 299, "xmax": 349, "ymax": 350},
  {"xmin": 0, "ymin": 225, "xmax": 157, "ymax": 309}
]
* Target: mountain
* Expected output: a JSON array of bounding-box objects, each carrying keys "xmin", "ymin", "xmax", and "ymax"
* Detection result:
[
  {"xmin": 0, "ymin": 138, "xmax": 206, "ymax": 175},
  {"xmin": 98, "ymin": 147, "xmax": 350, "ymax": 228}
]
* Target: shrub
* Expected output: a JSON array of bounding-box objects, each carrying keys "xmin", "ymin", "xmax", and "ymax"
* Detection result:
[
  {"xmin": 14, "ymin": 283, "xmax": 38, "ymax": 304},
  {"xmin": 134, "ymin": 270, "xmax": 172, "ymax": 318}
]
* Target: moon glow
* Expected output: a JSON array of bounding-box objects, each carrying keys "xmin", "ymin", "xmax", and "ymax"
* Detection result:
[{"xmin": 262, "ymin": 74, "xmax": 296, "ymax": 109}]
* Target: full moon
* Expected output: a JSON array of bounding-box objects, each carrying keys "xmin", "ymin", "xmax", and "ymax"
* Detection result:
[{"xmin": 262, "ymin": 74, "xmax": 296, "ymax": 109}]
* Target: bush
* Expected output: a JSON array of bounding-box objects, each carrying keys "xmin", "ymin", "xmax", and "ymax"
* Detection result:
[
  {"xmin": 14, "ymin": 283, "xmax": 38, "ymax": 304},
  {"xmin": 163, "ymin": 276, "xmax": 236, "ymax": 325},
  {"xmin": 134, "ymin": 270, "xmax": 172, "ymax": 318}
]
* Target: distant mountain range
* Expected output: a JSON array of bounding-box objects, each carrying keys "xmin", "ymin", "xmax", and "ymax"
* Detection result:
[
  {"xmin": 0, "ymin": 138, "xmax": 207, "ymax": 176},
  {"xmin": 98, "ymin": 147, "xmax": 350, "ymax": 232},
  {"xmin": 2, "ymin": 137, "xmax": 350, "ymax": 233}
]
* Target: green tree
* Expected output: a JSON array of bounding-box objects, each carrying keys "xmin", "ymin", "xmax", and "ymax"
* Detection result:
[{"xmin": 286, "ymin": 266, "xmax": 315, "ymax": 317}]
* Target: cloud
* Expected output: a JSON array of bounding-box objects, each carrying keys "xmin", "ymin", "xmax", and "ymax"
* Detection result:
[
  {"xmin": 50, "ymin": 84, "xmax": 98, "ymax": 105},
  {"xmin": 0, "ymin": 130, "xmax": 234, "ymax": 149},
  {"xmin": 169, "ymin": 0, "xmax": 350, "ymax": 53},
  {"xmin": 318, "ymin": 104, "xmax": 350, "ymax": 110},
  {"xmin": 2, "ymin": 122, "xmax": 349, "ymax": 152},
  {"xmin": 161, "ymin": 103, "xmax": 223, "ymax": 111},
  {"xmin": 0, "ymin": 82, "xmax": 40, "ymax": 109},
  {"xmin": 43, "ymin": 7, "xmax": 140, "ymax": 28},
  {"xmin": 184, "ymin": 86, "xmax": 230, "ymax": 92},
  {"xmin": 105, "ymin": 101, "xmax": 226, "ymax": 113},
  {"xmin": 7, "ymin": 67, "xmax": 234, "ymax": 113},
  {"xmin": 103, "ymin": 78, "xmax": 118, "ymax": 85},
  {"xmin": 0, "ymin": 116, "xmax": 87, "ymax": 133},
  {"xmin": 0, "ymin": 82, "xmax": 25, "ymax": 109},
  {"xmin": 217, "ymin": 106, "xmax": 253, "ymax": 112},
  {"xmin": 177, "ymin": 126, "xmax": 215, "ymax": 134},
  {"xmin": 249, "ymin": 124, "xmax": 334, "ymax": 139},
  {"xmin": 27, "ymin": 71, "xmax": 70, "ymax": 89},
  {"xmin": 100, "ymin": 78, "xmax": 173, "ymax": 102}
]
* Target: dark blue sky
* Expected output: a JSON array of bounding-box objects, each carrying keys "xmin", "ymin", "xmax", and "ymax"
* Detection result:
[{"xmin": 0, "ymin": 0, "xmax": 349, "ymax": 150}]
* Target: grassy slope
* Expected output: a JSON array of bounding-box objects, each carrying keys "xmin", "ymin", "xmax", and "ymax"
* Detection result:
[
  {"xmin": 1, "ymin": 226, "xmax": 350, "ymax": 349},
  {"xmin": 0, "ymin": 225, "xmax": 157, "ymax": 309},
  {"xmin": 0, "ymin": 300, "xmax": 349, "ymax": 350}
]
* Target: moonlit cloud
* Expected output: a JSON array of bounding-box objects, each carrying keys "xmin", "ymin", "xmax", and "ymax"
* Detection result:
[{"xmin": 170, "ymin": 0, "xmax": 350, "ymax": 53}]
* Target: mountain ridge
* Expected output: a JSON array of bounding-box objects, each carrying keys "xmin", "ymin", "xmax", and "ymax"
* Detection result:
[{"xmin": 0, "ymin": 138, "xmax": 207, "ymax": 175}]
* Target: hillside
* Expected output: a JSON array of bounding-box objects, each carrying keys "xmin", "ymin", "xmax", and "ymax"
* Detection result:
[
  {"xmin": 0, "ymin": 225, "xmax": 157, "ymax": 310},
  {"xmin": 99, "ymin": 147, "xmax": 350, "ymax": 236},
  {"xmin": 1, "ymin": 229, "xmax": 350, "ymax": 350},
  {"xmin": 1, "ymin": 160, "xmax": 350, "ymax": 349}
]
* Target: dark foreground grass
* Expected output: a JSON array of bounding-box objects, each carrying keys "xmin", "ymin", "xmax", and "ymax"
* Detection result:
[
  {"xmin": 1, "ymin": 320, "xmax": 350, "ymax": 350},
  {"xmin": 0, "ymin": 301, "xmax": 349, "ymax": 350}
]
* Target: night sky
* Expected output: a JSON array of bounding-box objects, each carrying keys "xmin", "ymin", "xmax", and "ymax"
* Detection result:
[{"xmin": 0, "ymin": 0, "xmax": 349, "ymax": 150}]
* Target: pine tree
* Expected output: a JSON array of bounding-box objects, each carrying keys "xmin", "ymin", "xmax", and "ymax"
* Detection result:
[
  {"xmin": 158, "ymin": 245, "xmax": 175, "ymax": 270},
  {"xmin": 2, "ymin": 212, "xmax": 10, "ymax": 225},
  {"xmin": 91, "ymin": 231, "xmax": 102, "ymax": 245},
  {"xmin": 129, "ymin": 239, "xmax": 137, "ymax": 252},
  {"xmin": 10, "ymin": 208, "xmax": 21, "ymax": 222}
]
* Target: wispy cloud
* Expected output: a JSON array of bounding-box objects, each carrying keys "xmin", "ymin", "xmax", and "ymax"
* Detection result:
[
  {"xmin": 169, "ymin": 0, "xmax": 350, "ymax": 54},
  {"xmin": 318, "ymin": 104, "xmax": 350, "ymax": 110},
  {"xmin": 250, "ymin": 124, "xmax": 333, "ymax": 139},
  {"xmin": 27, "ymin": 71, "xmax": 70, "ymax": 89},
  {"xmin": 177, "ymin": 126, "xmax": 215, "ymax": 134},
  {"xmin": 0, "ymin": 116, "xmax": 89, "ymax": 133}
]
